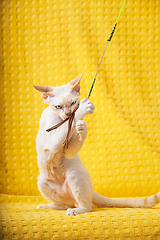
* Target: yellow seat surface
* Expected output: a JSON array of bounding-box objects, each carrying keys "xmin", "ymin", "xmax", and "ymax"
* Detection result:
[
  {"xmin": 0, "ymin": 0, "xmax": 160, "ymax": 239},
  {"xmin": 1, "ymin": 195, "xmax": 160, "ymax": 240}
]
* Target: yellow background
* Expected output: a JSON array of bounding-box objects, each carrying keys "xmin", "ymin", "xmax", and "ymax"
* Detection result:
[
  {"xmin": 1, "ymin": 0, "xmax": 160, "ymax": 198},
  {"xmin": 1, "ymin": 1, "xmax": 160, "ymax": 239}
]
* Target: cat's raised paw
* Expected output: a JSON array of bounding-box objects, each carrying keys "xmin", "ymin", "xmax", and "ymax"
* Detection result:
[
  {"xmin": 76, "ymin": 120, "xmax": 86, "ymax": 132},
  {"xmin": 76, "ymin": 98, "xmax": 95, "ymax": 120},
  {"xmin": 76, "ymin": 120, "xmax": 87, "ymax": 139}
]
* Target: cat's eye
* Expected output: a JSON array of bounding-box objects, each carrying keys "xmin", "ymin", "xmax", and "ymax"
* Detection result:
[
  {"xmin": 55, "ymin": 105, "xmax": 62, "ymax": 109},
  {"xmin": 71, "ymin": 101, "xmax": 76, "ymax": 106}
]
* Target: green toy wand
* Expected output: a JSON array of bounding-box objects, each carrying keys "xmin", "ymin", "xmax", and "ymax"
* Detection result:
[
  {"xmin": 46, "ymin": 0, "xmax": 127, "ymax": 148},
  {"xmin": 88, "ymin": 0, "xmax": 126, "ymax": 98}
]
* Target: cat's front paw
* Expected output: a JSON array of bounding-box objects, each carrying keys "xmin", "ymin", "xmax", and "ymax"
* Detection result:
[
  {"xmin": 75, "ymin": 98, "xmax": 95, "ymax": 120},
  {"xmin": 66, "ymin": 208, "xmax": 77, "ymax": 216},
  {"xmin": 76, "ymin": 120, "xmax": 87, "ymax": 140}
]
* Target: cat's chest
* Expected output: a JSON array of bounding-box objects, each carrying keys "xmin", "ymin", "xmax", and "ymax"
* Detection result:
[{"xmin": 39, "ymin": 152, "xmax": 66, "ymax": 183}]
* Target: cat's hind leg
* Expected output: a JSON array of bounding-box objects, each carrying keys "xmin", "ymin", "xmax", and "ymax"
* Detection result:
[
  {"xmin": 66, "ymin": 164, "xmax": 94, "ymax": 216},
  {"xmin": 37, "ymin": 176, "xmax": 75, "ymax": 209},
  {"xmin": 66, "ymin": 203, "xmax": 93, "ymax": 216}
]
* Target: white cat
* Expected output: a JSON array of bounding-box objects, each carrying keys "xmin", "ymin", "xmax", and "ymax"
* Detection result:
[{"xmin": 34, "ymin": 74, "xmax": 160, "ymax": 216}]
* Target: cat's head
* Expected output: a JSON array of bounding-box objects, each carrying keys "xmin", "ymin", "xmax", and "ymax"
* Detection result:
[{"xmin": 33, "ymin": 74, "xmax": 82, "ymax": 119}]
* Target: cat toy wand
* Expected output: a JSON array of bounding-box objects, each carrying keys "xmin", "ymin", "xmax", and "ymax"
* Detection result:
[
  {"xmin": 46, "ymin": 0, "xmax": 127, "ymax": 148},
  {"xmin": 87, "ymin": 0, "xmax": 126, "ymax": 98}
]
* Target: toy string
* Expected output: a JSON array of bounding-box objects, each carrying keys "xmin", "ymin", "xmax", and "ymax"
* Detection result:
[{"xmin": 46, "ymin": 0, "xmax": 127, "ymax": 148}]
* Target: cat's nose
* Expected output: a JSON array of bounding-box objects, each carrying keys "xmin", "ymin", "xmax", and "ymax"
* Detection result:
[{"xmin": 65, "ymin": 111, "xmax": 71, "ymax": 116}]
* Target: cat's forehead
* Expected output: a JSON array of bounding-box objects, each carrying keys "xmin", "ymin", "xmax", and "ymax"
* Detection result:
[
  {"xmin": 53, "ymin": 84, "xmax": 70, "ymax": 94},
  {"xmin": 54, "ymin": 93, "xmax": 78, "ymax": 105},
  {"xmin": 51, "ymin": 86, "xmax": 79, "ymax": 105},
  {"xmin": 50, "ymin": 84, "xmax": 80, "ymax": 105}
]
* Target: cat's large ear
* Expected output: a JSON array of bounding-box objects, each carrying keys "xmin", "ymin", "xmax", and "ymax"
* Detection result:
[
  {"xmin": 33, "ymin": 85, "xmax": 54, "ymax": 99},
  {"xmin": 69, "ymin": 73, "xmax": 83, "ymax": 93}
]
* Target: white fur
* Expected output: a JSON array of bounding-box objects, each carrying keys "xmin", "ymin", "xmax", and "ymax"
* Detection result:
[{"xmin": 35, "ymin": 77, "xmax": 160, "ymax": 216}]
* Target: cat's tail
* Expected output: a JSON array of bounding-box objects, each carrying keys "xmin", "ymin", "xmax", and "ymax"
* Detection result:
[{"xmin": 92, "ymin": 191, "xmax": 160, "ymax": 208}]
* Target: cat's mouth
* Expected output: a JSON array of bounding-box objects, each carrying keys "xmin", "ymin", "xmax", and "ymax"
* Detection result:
[
  {"xmin": 61, "ymin": 112, "xmax": 73, "ymax": 120},
  {"xmin": 61, "ymin": 105, "xmax": 78, "ymax": 120},
  {"xmin": 60, "ymin": 104, "xmax": 79, "ymax": 120}
]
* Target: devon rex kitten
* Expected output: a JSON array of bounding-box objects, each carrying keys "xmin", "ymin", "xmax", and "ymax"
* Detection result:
[{"xmin": 34, "ymin": 74, "xmax": 160, "ymax": 216}]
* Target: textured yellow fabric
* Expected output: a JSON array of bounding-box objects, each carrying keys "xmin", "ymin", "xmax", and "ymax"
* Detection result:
[
  {"xmin": 0, "ymin": 0, "xmax": 160, "ymax": 239},
  {"xmin": 1, "ymin": 195, "xmax": 160, "ymax": 240}
]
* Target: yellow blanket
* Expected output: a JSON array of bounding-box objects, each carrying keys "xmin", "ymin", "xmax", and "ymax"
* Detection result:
[{"xmin": 1, "ymin": 0, "xmax": 160, "ymax": 239}]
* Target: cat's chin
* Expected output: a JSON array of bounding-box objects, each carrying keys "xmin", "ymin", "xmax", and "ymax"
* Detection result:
[
  {"xmin": 60, "ymin": 112, "xmax": 74, "ymax": 120},
  {"xmin": 61, "ymin": 115, "xmax": 70, "ymax": 120},
  {"xmin": 61, "ymin": 117, "xmax": 67, "ymax": 120}
]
